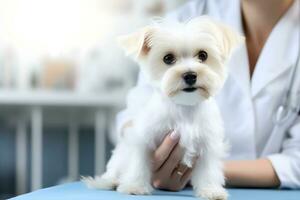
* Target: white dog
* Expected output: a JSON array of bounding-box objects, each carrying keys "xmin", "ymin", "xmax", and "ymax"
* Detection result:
[{"xmin": 82, "ymin": 17, "xmax": 242, "ymax": 200}]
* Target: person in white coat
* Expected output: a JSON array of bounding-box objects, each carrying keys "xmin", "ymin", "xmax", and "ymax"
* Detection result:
[{"xmin": 116, "ymin": 0, "xmax": 300, "ymax": 190}]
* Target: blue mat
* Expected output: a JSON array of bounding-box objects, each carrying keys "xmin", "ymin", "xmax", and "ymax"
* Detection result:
[{"xmin": 10, "ymin": 182, "xmax": 300, "ymax": 200}]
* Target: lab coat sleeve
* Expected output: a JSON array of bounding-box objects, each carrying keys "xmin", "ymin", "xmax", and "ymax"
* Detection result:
[
  {"xmin": 116, "ymin": 0, "xmax": 207, "ymax": 138},
  {"xmin": 268, "ymin": 117, "xmax": 300, "ymax": 189}
]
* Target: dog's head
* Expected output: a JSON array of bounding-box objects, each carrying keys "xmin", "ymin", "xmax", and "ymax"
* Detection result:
[{"xmin": 119, "ymin": 17, "xmax": 243, "ymax": 105}]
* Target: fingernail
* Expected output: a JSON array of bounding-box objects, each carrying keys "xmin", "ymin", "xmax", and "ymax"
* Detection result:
[{"xmin": 170, "ymin": 131, "xmax": 180, "ymax": 141}]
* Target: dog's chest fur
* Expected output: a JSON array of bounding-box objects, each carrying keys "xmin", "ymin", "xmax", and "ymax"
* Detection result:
[{"xmin": 132, "ymin": 91, "xmax": 223, "ymax": 158}]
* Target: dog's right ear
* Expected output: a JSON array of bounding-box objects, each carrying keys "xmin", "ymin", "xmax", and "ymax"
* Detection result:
[{"xmin": 118, "ymin": 26, "xmax": 155, "ymax": 60}]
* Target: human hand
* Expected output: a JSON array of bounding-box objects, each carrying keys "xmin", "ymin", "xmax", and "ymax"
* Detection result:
[{"xmin": 151, "ymin": 131, "xmax": 194, "ymax": 191}]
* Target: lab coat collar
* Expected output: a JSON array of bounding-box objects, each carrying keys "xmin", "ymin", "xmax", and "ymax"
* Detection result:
[
  {"xmin": 251, "ymin": 0, "xmax": 300, "ymax": 98},
  {"xmin": 223, "ymin": 0, "xmax": 300, "ymax": 98}
]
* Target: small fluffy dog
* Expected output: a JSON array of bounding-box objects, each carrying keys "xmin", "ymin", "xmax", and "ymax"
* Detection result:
[{"xmin": 83, "ymin": 17, "xmax": 242, "ymax": 200}]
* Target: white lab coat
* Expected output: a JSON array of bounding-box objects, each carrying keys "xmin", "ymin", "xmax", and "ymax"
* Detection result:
[{"xmin": 116, "ymin": 0, "xmax": 300, "ymax": 189}]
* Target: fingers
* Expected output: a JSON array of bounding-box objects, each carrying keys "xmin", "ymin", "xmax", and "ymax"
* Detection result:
[
  {"xmin": 172, "ymin": 163, "xmax": 189, "ymax": 178},
  {"xmin": 158, "ymin": 145, "xmax": 184, "ymax": 173},
  {"xmin": 180, "ymin": 168, "xmax": 193, "ymax": 184},
  {"xmin": 152, "ymin": 131, "xmax": 200, "ymax": 192},
  {"xmin": 172, "ymin": 156, "xmax": 199, "ymax": 183},
  {"xmin": 152, "ymin": 131, "xmax": 180, "ymax": 171},
  {"xmin": 153, "ymin": 166, "xmax": 192, "ymax": 191},
  {"xmin": 152, "ymin": 155, "xmax": 199, "ymax": 191},
  {"xmin": 152, "ymin": 145, "xmax": 184, "ymax": 190}
]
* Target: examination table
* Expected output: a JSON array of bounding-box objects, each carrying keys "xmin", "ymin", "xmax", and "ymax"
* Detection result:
[{"xmin": 10, "ymin": 182, "xmax": 300, "ymax": 200}]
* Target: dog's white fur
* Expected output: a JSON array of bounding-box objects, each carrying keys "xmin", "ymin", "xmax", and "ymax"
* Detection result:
[{"xmin": 82, "ymin": 17, "xmax": 242, "ymax": 200}]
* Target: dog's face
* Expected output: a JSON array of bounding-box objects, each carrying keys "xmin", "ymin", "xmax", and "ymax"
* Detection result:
[{"xmin": 119, "ymin": 17, "xmax": 243, "ymax": 105}]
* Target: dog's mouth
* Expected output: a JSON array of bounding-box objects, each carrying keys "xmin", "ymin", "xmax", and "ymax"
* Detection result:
[
  {"xmin": 182, "ymin": 86, "xmax": 207, "ymax": 93},
  {"xmin": 182, "ymin": 87, "xmax": 197, "ymax": 92},
  {"xmin": 181, "ymin": 86, "xmax": 210, "ymax": 98},
  {"xmin": 168, "ymin": 86, "xmax": 210, "ymax": 99}
]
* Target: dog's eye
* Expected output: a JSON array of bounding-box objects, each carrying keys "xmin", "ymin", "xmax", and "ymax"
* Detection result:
[
  {"xmin": 163, "ymin": 54, "xmax": 176, "ymax": 65},
  {"xmin": 198, "ymin": 50, "xmax": 208, "ymax": 62}
]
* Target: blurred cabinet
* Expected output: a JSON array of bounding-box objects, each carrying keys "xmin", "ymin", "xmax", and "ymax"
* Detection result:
[{"xmin": 0, "ymin": 90, "xmax": 124, "ymax": 194}]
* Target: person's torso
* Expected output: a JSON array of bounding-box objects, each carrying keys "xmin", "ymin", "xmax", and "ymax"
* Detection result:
[{"xmin": 169, "ymin": 0, "xmax": 300, "ymax": 159}]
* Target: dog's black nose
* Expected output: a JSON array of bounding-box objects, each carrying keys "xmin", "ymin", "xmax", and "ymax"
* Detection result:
[{"xmin": 182, "ymin": 72, "xmax": 197, "ymax": 85}]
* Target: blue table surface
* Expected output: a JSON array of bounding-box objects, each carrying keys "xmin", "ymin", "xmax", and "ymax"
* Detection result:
[{"xmin": 10, "ymin": 182, "xmax": 300, "ymax": 200}]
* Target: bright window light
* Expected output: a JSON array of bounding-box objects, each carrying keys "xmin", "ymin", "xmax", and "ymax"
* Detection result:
[{"xmin": 0, "ymin": 0, "xmax": 114, "ymax": 57}]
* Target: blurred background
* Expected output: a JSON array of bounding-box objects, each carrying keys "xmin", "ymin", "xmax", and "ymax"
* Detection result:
[{"xmin": 0, "ymin": 0, "xmax": 187, "ymax": 199}]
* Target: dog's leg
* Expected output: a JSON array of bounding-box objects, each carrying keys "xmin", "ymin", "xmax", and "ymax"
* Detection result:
[
  {"xmin": 82, "ymin": 143, "xmax": 125, "ymax": 190},
  {"xmin": 117, "ymin": 144, "xmax": 153, "ymax": 195},
  {"xmin": 182, "ymin": 150, "xmax": 196, "ymax": 168},
  {"xmin": 191, "ymin": 153, "xmax": 227, "ymax": 200}
]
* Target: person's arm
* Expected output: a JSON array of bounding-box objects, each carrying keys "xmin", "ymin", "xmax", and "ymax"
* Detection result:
[
  {"xmin": 224, "ymin": 159, "xmax": 280, "ymax": 188},
  {"xmin": 151, "ymin": 117, "xmax": 300, "ymax": 190},
  {"xmin": 150, "ymin": 137, "xmax": 280, "ymax": 190},
  {"xmin": 267, "ymin": 117, "xmax": 300, "ymax": 189},
  {"xmin": 225, "ymin": 117, "xmax": 300, "ymax": 188},
  {"xmin": 150, "ymin": 135, "xmax": 280, "ymax": 190}
]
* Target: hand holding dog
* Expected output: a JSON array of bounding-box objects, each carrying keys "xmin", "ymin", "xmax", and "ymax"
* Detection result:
[{"xmin": 152, "ymin": 131, "xmax": 194, "ymax": 191}]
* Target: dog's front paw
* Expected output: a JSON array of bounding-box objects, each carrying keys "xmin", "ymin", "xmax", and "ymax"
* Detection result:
[
  {"xmin": 196, "ymin": 186, "xmax": 228, "ymax": 200},
  {"xmin": 117, "ymin": 183, "xmax": 153, "ymax": 195},
  {"xmin": 81, "ymin": 176, "xmax": 118, "ymax": 190},
  {"xmin": 182, "ymin": 152, "xmax": 196, "ymax": 168}
]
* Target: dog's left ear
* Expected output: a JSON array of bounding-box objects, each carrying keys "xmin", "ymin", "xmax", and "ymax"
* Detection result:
[
  {"xmin": 218, "ymin": 24, "xmax": 244, "ymax": 61},
  {"xmin": 118, "ymin": 26, "xmax": 156, "ymax": 60}
]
